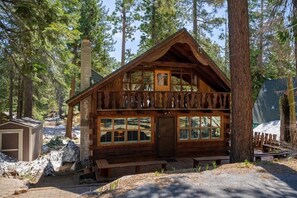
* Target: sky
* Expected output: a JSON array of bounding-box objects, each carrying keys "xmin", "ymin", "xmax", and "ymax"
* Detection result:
[{"xmin": 101, "ymin": 0, "xmax": 226, "ymax": 62}]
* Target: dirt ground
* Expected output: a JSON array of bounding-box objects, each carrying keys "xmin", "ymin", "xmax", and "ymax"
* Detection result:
[{"xmin": 97, "ymin": 158, "xmax": 297, "ymax": 198}]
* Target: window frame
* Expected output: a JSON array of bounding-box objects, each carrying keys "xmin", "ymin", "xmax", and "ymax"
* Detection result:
[
  {"xmin": 177, "ymin": 115, "xmax": 223, "ymax": 142},
  {"xmin": 97, "ymin": 116, "xmax": 154, "ymax": 146}
]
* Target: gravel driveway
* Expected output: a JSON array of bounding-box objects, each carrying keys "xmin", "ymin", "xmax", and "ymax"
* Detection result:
[{"xmin": 99, "ymin": 160, "xmax": 297, "ymax": 198}]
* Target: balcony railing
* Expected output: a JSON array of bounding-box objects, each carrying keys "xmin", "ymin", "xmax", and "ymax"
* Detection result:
[{"xmin": 97, "ymin": 91, "xmax": 230, "ymax": 111}]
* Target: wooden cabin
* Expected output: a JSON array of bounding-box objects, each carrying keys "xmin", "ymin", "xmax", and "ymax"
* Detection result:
[{"xmin": 67, "ymin": 29, "xmax": 231, "ymax": 163}]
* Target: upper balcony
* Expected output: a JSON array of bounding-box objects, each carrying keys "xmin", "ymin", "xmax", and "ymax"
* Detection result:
[{"xmin": 96, "ymin": 91, "xmax": 230, "ymax": 111}]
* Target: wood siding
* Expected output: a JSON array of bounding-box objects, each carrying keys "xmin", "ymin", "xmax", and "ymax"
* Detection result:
[{"xmin": 90, "ymin": 111, "xmax": 230, "ymax": 163}]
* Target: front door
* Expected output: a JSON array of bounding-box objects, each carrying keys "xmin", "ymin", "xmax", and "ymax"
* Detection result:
[{"xmin": 157, "ymin": 116, "xmax": 176, "ymax": 157}]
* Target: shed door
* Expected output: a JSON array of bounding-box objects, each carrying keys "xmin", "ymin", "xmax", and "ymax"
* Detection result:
[
  {"xmin": 157, "ymin": 116, "xmax": 176, "ymax": 157},
  {"xmin": 0, "ymin": 130, "xmax": 23, "ymax": 160}
]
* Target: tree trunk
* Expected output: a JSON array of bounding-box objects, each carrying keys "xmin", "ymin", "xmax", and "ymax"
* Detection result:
[
  {"xmin": 293, "ymin": 0, "xmax": 297, "ymax": 75},
  {"xmin": 287, "ymin": 72, "xmax": 297, "ymax": 144},
  {"xmin": 151, "ymin": 0, "xmax": 156, "ymax": 45},
  {"xmin": 228, "ymin": 0, "xmax": 254, "ymax": 162},
  {"xmin": 9, "ymin": 63, "xmax": 14, "ymax": 120},
  {"xmin": 121, "ymin": 2, "xmax": 126, "ymax": 66},
  {"xmin": 279, "ymin": 95, "xmax": 290, "ymax": 142},
  {"xmin": 23, "ymin": 75, "xmax": 33, "ymax": 118},
  {"xmin": 257, "ymin": 0, "xmax": 264, "ymax": 68},
  {"xmin": 17, "ymin": 75, "xmax": 23, "ymax": 119},
  {"xmin": 193, "ymin": 0, "xmax": 198, "ymax": 40},
  {"xmin": 65, "ymin": 77, "xmax": 76, "ymax": 139}
]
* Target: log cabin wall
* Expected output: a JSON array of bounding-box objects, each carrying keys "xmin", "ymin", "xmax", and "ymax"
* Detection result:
[{"xmin": 90, "ymin": 110, "xmax": 230, "ymax": 163}]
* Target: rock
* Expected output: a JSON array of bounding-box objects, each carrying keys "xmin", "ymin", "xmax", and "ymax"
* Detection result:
[
  {"xmin": 61, "ymin": 141, "xmax": 80, "ymax": 163},
  {"xmin": 0, "ymin": 152, "xmax": 17, "ymax": 163},
  {"xmin": 42, "ymin": 145, "xmax": 50, "ymax": 154},
  {"xmin": 44, "ymin": 160, "xmax": 55, "ymax": 176},
  {"xmin": 49, "ymin": 151, "xmax": 63, "ymax": 171}
]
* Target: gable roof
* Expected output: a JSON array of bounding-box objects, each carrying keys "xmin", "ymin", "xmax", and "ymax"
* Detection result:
[
  {"xmin": 0, "ymin": 117, "xmax": 42, "ymax": 129},
  {"xmin": 67, "ymin": 28, "xmax": 231, "ymax": 107},
  {"xmin": 253, "ymin": 78, "xmax": 297, "ymax": 124}
]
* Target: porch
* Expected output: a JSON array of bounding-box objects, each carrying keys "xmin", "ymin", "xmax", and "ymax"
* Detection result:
[{"xmin": 96, "ymin": 91, "xmax": 230, "ymax": 111}]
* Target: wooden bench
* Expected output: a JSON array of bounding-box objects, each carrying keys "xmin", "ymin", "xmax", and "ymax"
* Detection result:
[
  {"xmin": 193, "ymin": 156, "xmax": 230, "ymax": 168},
  {"xmin": 254, "ymin": 152, "xmax": 290, "ymax": 161},
  {"xmin": 96, "ymin": 159, "xmax": 167, "ymax": 178}
]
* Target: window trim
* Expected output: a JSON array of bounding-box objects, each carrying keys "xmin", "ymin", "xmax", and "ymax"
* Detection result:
[
  {"xmin": 177, "ymin": 115, "xmax": 223, "ymax": 142},
  {"xmin": 97, "ymin": 116, "xmax": 154, "ymax": 146}
]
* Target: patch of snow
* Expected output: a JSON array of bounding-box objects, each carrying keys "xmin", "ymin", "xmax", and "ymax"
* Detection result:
[
  {"xmin": 43, "ymin": 125, "xmax": 80, "ymax": 140},
  {"xmin": 253, "ymin": 120, "xmax": 280, "ymax": 140},
  {"xmin": 0, "ymin": 140, "xmax": 80, "ymax": 178}
]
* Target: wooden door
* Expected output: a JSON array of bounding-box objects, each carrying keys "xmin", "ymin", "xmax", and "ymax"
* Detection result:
[
  {"xmin": 0, "ymin": 130, "xmax": 23, "ymax": 160},
  {"xmin": 157, "ymin": 116, "xmax": 176, "ymax": 157}
]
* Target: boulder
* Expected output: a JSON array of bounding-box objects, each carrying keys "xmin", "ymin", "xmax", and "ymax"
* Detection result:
[
  {"xmin": 49, "ymin": 150, "xmax": 63, "ymax": 171},
  {"xmin": 61, "ymin": 141, "xmax": 80, "ymax": 163}
]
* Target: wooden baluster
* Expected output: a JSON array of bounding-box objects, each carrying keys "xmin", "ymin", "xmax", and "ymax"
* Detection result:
[
  {"xmin": 260, "ymin": 133, "xmax": 264, "ymax": 148},
  {"xmin": 272, "ymin": 134, "xmax": 277, "ymax": 145},
  {"xmin": 104, "ymin": 91, "xmax": 109, "ymax": 109},
  {"xmin": 174, "ymin": 92, "xmax": 179, "ymax": 108},
  {"xmin": 150, "ymin": 92, "xmax": 155, "ymax": 109},
  {"xmin": 127, "ymin": 92, "xmax": 131, "ymax": 109},
  {"xmin": 137, "ymin": 92, "xmax": 141, "ymax": 109},
  {"xmin": 222, "ymin": 94, "xmax": 226, "ymax": 109},
  {"xmin": 180, "ymin": 92, "xmax": 184, "ymax": 108},
  {"xmin": 111, "ymin": 92, "xmax": 115, "ymax": 109},
  {"xmin": 207, "ymin": 93, "xmax": 212, "ymax": 109},
  {"xmin": 143, "ymin": 92, "xmax": 148, "ymax": 108},
  {"xmin": 201, "ymin": 93, "xmax": 206, "ymax": 108},
  {"xmin": 167, "ymin": 92, "xmax": 173, "ymax": 108},
  {"xmin": 268, "ymin": 134, "xmax": 272, "ymax": 144},
  {"xmin": 213, "ymin": 93, "xmax": 218, "ymax": 109},
  {"xmin": 162, "ymin": 92, "xmax": 167, "ymax": 108},
  {"xmin": 185, "ymin": 93, "xmax": 189, "ymax": 108},
  {"xmin": 190, "ymin": 93, "xmax": 195, "ymax": 108},
  {"xmin": 197, "ymin": 93, "xmax": 201, "ymax": 109},
  {"xmin": 97, "ymin": 92, "xmax": 102, "ymax": 110},
  {"xmin": 119, "ymin": 92, "xmax": 124, "ymax": 108},
  {"xmin": 220, "ymin": 94, "xmax": 224, "ymax": 109},
  {"xmin": 264, "ymin": 133, "xmax": 268, "ymax": 145}
]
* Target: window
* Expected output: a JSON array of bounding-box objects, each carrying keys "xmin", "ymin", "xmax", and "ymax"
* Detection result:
[
  {"xmin": 98, "ymin": 117, "xmax": 152, "ymax": 145},
  {"xmin": 171, "ymin": 70, "xmax": 198, "ymax": 92},
  {"xmin": 123, "ymin": 69, "xmax": 154, "ymax": 91},
  {"xmin": 155, "ymin": 70, "xmax": 170, "ymax": 91},
  {"xmin": 178, "ymin": 116, "xmax": 222, "ymax": 141}
]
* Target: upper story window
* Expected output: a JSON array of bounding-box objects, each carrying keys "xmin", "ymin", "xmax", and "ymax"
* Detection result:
[
  {"xmin": 123, "ymin": 70, "xmax": 154, "ymax": 91},
  {"xmin": 122, "ymin": 67, "xmax": 198, "ymax": 92}
]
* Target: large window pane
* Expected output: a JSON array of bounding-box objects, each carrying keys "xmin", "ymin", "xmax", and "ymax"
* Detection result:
[
  {"xmin": 140, "ymin": 130, "xmax": 151, "ymax": 141},
  {"xmin": 128, "ymin": 131, "xmax": 138, "ymax": 141},
  {"xmin": 211, "ymin": 128, "xmax": 220, "ymax": 139},
  {"xmin": 127, "ymin": 118, "xmax": 139, "ymax": 130},
  {"xmin": 191, "ymin": 117, "xmax": 200, "ymax": 128},
  {"xmin": 143, "ymin": 72, "xmax": 153, "ymax": 83},
  {"xmin": 191, "ymin": 129, "xmax": 200, "ymax": 139},
  {"xmin": 100, "ymin": 131, "xmax": 112, "ymax": 143},
  {"xmin": 157, "ymin": 73, "xmax": 168, "ymax": 86},
  {"xmin": 201, "ymin": 116, "xmax": 210, "ymax": 127},
  {"xmin": 212, "ymin": 116, "xmax": 221, "ymax": 127},
  {"xmin": 100, "ymin": 118, "xmax": 113, "ymax": 130},
  {"xmin": 114, "ymin": 131, "xmax": 125, "ymax": 142},
  {"xmin": 114, "ymin": 118, "xmax": 126, "ymax": 130},
  {"xmin": 201, "ymin": 128, "xmax": 210, "ymax": 139},
  {"xmin": 131, "ymin": 71, "xmax": 142, "ymax": 83},
  {"xmin": 139, "ymin": 117, "xmax": 151, "ymax": 130},
  {"xmin": 179, "ymin": 129, "xmax": 189, "ymax": 140},
  {"xmin": 179, "ymin": 117, "xmax": 189, "ymax": 128}
]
